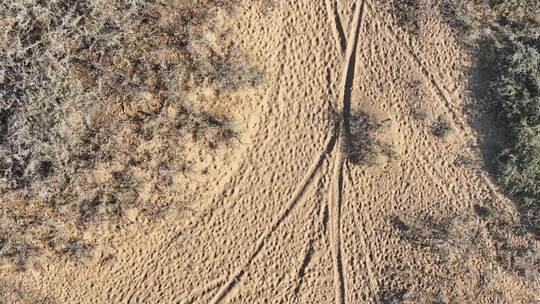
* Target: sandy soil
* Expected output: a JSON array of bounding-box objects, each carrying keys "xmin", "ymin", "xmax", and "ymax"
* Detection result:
[{"xmin": 3, "ymin": 0, "xmax": 539, "ymax": 303}]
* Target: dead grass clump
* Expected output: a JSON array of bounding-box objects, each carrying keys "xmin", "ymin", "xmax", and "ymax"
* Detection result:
[
  {"xmin": 347, "ymin": 112, "xmax": 396, "ymax": 166},
  {"xmin": 0, "ymin": 0, "xmax": 261, "ymax": 269},
  {"xmin": 431, "ymin": 116, "xmax": 453, "ymax": 138},
  {"xmin": 395, "ymin": 210, "xmax": 539, "ymax": 278}
]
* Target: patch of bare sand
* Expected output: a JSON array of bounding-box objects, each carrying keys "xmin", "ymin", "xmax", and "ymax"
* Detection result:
[{"xmin": 3, "ymin": 0, "xmax": 539, "ymax": 303}]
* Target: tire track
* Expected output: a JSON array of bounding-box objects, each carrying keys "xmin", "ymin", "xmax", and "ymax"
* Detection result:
[
  {"xmin": 208, "ymin": 122, "xmax": 340, "ymax": 304},
  {"xmin": 355, "ymin": 225, "xmax": 380, "ymax": 302},
  {"xmin": 292, "ymin": 181, "xmax": 329, "ymax": 299},
  {"xmin": 329, "ymin": 149, "xmax": 346, "ymax": 304},
  {"xmin": 365, "ymin": 2, "xmax": 511, "ymax": 207},
  {"xmin": 328, "ymin": 1, "xmax": 366, "ymax": 303},
  {"xmin": 291, "ymin": 179, "xmax": 332, "ymax": 300},
  {"xmin": 326, "ymin": 0, "xmax": 347, "ymax": 53},
  {"xmin": 342, "ymin": 163, "xmax": 381, "ymax": 302},
  {"xmin": 179, "ymin": 276, "xmax": 227, "ymax": 304},
  {"xmin": 203, "ymin": 1, "xmax": 367, "ymax": 302},
  {"xmin": 292, "ymin": 238, "xmax": 316, "ymax": 297}
]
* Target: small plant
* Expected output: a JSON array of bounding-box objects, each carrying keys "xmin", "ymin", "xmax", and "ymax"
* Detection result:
[
  {"xmin": 390, "ymin": 205, "xmax": 539, "ymax": 302},
  {"xmin": 389, "ymin": 0, "xmax": 423, "ymax": 34},
  {"xmin": 347, "ymin": 112, "xmax": 396, "ymax": 165},
  {"xmin": 412, "ymin": 110, "xmax": 428, "ymax": 121},
  {"xmin": 454, "ymin": 155, "xmax": 476, "ymax": 167},
  {"xmin": 431, "ymin": 117, "xmax": 453, "ymax": 138},
  {"xmin": 473, "ymin": 203, "xmax": 491, "ymax": 219}
]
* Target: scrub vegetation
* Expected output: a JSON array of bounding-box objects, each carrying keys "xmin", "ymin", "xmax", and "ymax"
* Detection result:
[{"xmin": 0, "ymin": 0, "xmax": 261, "ymax": 270}]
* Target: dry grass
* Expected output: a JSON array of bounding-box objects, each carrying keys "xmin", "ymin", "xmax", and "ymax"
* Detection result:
[
  {"xmin": 0, "ymin": 0, "xmax": 262, "ymax": 270},
  {"xmin": 0, "ymin": 279, "xmax": 55, "ymax": 304},
  {"xmin": 347, "ymin": 111, "xmax": 396, "ymax": 166},
  {"xmin": 431, "ymin": 117, "xmax": 453, "ymax": 138},
  {"xmin": 383, "ymin": 205, "xmax": 539, "ymax": 303}
]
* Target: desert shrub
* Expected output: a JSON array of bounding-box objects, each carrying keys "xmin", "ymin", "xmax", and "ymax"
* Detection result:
[
  {"xmin": 431, "ymin": 117, "xmax": 453, "ymax": 138},
  {"xmin": 452, "ymin": 2, "xmax": 540, "ymax": 235},
  {"xmin": 486, "ymin": 26, "xmax": 540, "ymax": 234},
  {"xmin": 0, "ymin": 0, "xmax": 261, "ymax": 269},
  {"xmin": 347, "ymin": 112, "xmax": 396, "ymax": 165}
]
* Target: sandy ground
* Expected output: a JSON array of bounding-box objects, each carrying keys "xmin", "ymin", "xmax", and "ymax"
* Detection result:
[{"xmin": 3, "ymin": 0, "xmax": 539, "ymax": 303}]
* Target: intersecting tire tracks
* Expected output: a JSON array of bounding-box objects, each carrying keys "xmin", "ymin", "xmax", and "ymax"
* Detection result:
[{"xmin": 206, "ymin": 1, "xmax": 366, "ymax": 303}]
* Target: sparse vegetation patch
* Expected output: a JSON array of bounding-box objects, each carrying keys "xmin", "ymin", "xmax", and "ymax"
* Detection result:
[
  {"xmin": 386, "ymin": 206, "xmax": 539, "ymax": 302},
  {"xmin": 455, "ymin": 1, "xmax": 540, "ymax": 234},
  {"xmin": 0, "ymin": 0, "xmax": 261, "ymax": 269},
  {"xmin": 389, "ymin": 0, "xmax": 540, "ymax": 235},
  {"xmin": 347, "ymin": 111, "xmax": 396, "ymax": 166},
  {"xmin": 431, "ymin": 116, "xmax": 453, "ymax": 138}
]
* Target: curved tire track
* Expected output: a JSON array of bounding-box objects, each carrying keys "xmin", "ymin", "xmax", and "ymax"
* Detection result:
[{"xmin": 208, "ymin": 123, "xmax": 340, "ymax": 304}]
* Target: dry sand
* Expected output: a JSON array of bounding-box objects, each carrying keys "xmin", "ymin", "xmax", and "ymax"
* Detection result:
[{"xmin": 3, "ymin": 0, "xmax": 539, "ymax": 303}]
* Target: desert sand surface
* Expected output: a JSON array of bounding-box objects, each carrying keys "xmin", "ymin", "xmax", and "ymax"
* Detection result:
[{"xmin": 2, "ymin": 0, "xmax": 539, "ymax": 303}]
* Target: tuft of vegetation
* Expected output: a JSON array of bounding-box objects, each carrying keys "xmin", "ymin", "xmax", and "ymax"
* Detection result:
[
  {"xmin": 0, "ymin": 0, "xmax": 261, "ymax": 269},
  {"xmin": 431, "ymin": 116, "xmax": 453, "ymax": 138},
  {"xmin": 347, "ymin": 112, "xmax": 396, "ymax": 166},
  {"xmin": 389, "ymin": 0, "xmax": 423, "ymax": 34},
  {"xmin": 454, "ymin": 154, "xmax": 476, "ymax": 167},
  {"xmin": 0, "ymin": 279, "xmax": 55, "ymax": 304}
]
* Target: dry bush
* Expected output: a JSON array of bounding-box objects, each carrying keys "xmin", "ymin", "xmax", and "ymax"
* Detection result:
[
  {"xmin": 0, "ymin": 0, "xmax": 261, "ymax": 269},
  {"xmin": 431, "ymin": 116, "xmax": 453, "ymax": 138},
  {"xmin": 347, "ymin": 112, "xmax": 396, "ymax": 165}
]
